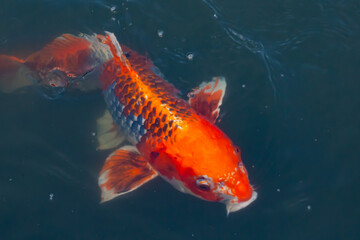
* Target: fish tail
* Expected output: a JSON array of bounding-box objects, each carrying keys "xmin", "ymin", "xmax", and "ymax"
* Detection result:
[{"xmin": 0, "ymin": 54, "xmax": 32, "ymax": 93}]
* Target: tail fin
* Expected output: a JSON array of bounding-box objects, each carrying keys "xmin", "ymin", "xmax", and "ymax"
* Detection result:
[{"xmin": 0, "ymin": 55, "xmax": 32, "ymax": 93}]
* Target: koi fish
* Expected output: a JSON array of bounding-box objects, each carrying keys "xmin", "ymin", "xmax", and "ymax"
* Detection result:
[
  {"xmin": 0, "ymin": 34, "xmax": 113, "ymax": 96},
  {"xmin": 0, "ymin": 32, "xmax": 257, "ymax": 214}
]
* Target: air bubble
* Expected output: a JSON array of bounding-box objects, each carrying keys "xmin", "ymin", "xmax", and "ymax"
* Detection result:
[
  {"xmin": 157, "ymin": 30, "xmax": 164, "ymax": 38},
  {"xmin": 110, "ymin": 6, "xmax": 116, "ymax": 13},
  {"xmin": 186, "ymin": 53, "xmax": 194, "ymax": 61}
]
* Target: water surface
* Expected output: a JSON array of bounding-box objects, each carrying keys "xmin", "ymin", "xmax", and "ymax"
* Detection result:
[{"xmin": 0, "ymin": 0, "xmax": 359, "ymax": 239}]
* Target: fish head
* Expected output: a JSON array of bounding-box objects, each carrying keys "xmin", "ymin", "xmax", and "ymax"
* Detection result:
[{"xmin": 158, "ymin": 117, "xmax": 257, "ymax": 214}]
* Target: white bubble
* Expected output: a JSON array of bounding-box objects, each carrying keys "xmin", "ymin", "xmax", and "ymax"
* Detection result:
[
  {"xmin": 314, "ymin": 138, "xmax": 318, "ymax": 142},
  {"xmin": 110, "ymin": 6, "xmax": 116, "ymax": 13},
  {"xmin": 49, "ymin": 193, "xmax": 54, "ymax": 200},
  {"xmin": 276, "ymin": 188, "xmax": 280, "ymax": 192},
  {"xmin": 157, "ymin": 30, "xmax": 164, "ymax": 38},
  {"xmin": 307, "ymin": 205, "xmax": 311, "ymax": 210},
  {"xmin": 242, "ymin": 84, "xmax": 246, "ymax": 88},
  {"xmin": 91, "ymin": 132, "xmax": 96, "ymax": 136},
  {"xmin": 186, "ymin": 53, "xmax": 194, "ymax": 61}
]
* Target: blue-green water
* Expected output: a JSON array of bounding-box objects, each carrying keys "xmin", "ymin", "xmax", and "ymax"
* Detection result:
[{"xmin": 1, "ymin": 0, "xmax": 359, "ymax": 239}]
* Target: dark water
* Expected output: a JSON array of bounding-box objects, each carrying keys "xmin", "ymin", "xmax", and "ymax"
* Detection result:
[{"xmin": 1, "ymin": 0, "xmax": 359, "ymax": 239}]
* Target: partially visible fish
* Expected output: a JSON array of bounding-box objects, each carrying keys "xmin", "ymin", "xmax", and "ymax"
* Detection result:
[
  {"xmin": 0, "ymin": 34, "xmax": 113, "ymax": 96},
  {"xmin": 0, "ymin": 32, "xmax": 257, "ymax": 214}
]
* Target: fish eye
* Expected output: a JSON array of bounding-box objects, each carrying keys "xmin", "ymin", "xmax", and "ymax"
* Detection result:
[
  {"xmin": 196, "ymin": 178, "xmax": 211, "ymax": 191},
  {"xmin": 235, "ymin": 146, "xmax": 241, "ymax": 154}
]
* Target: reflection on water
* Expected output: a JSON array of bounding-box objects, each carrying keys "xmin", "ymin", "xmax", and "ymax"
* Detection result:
[{"xmin": 0, "ymin": 0, "xmax": 359, "ymax": 239}]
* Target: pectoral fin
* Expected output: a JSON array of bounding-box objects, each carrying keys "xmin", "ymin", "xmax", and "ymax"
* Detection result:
[
  {"xmin": 96, "ymin": 110, "xmax": 125, "ymax": 150},
  {"xmin": 98, "ymin": 145, "xmax": 157, "ymax": 203},
  {"xmin": 188, "ymin": 76, "xmax": 226, "ymax": 123}
]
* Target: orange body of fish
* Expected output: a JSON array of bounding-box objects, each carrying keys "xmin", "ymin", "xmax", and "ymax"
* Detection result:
[{"xmin": 0, "ymin": 32, "xmax": 257, "ymax": 214}]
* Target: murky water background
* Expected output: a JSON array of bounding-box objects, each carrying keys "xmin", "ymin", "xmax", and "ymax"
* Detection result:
[{"xmin": 0, "ymin": 0, "xmax": 359, "ymax": 239}]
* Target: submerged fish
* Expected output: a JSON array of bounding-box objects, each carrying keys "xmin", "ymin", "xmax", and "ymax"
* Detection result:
[
  {"xmin": 0, "ymin": 34, "xmax": 112, "ymax": 97},
  {"xmin": 0, "ymin": 32, "xmax": 257, "ymax": 214}
]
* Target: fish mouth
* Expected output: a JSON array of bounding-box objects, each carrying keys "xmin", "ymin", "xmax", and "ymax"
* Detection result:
[{"xmin": 225, "ymin": 191, "xmax": 258, "ymax": 215}]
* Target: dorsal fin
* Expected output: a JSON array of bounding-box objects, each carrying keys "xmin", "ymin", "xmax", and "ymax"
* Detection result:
[{"xmin": 102, "ymin": 32, "xmax": 180, "ymax": 96}]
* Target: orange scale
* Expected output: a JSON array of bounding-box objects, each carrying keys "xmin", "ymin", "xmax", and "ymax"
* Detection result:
[
  {"xmin": 128, "ymin": 98, "xmax": 136, "ymax": 108},
  {"xmin": 118, "ymin": 84, "xmax": 129, "ymax": 96},
  {"xmin": 134, "ymin": 103, "xmax": 141, "ymax": 115},
  {"xmin": 154, "ymin": 117, "xmax": 160, "ymax": 128},
  {"xmin": 147, "ymin": 112, "xmax": 154, "ymax": 124},
  {"xmin": 156, "ymin": 128, "xmax": 163, "ymax": 137},
  {"xmin": 122, "ymin": 93, "xmax": 132, "ymax": 105},
  {"xmin": 123, "ymin": 106, "xmax": 131, "ymax": 117},
  {"xmin": 140, "ymin": 106, "xmax": 148, "ymax": 119},
  {"xmin": 148, "ymin": 124, "xmax": 156, "ymax": 134},
  {"xmin": 144, "ymin": 120, "xmax": 150, "ymax": 130}
]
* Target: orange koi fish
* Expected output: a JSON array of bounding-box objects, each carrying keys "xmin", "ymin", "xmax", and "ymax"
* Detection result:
[
  {"xmin": 0, "ymin": 34, "xmax": 112, "ymax": 96},
  {"xmin": 0, "ymin": 32, "xmax": 257, "ymax": 214}
]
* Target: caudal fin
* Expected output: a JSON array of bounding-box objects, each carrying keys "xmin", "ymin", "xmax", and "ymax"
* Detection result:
[{"xmin": 0, "ymin": 55, "xmax": 32, "ymax": 93}]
